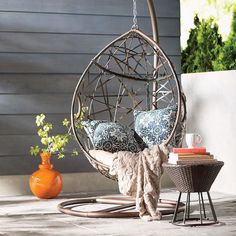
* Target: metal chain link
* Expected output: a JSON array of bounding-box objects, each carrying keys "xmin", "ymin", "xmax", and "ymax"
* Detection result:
[{"xmin": 132, "ymin": 0, "xmax": 138, "ymax": 29}]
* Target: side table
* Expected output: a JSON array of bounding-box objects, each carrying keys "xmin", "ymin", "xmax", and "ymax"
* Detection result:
[{"xmin": 163, "ymin": 161, "xmax": 224, "ymax": 226}]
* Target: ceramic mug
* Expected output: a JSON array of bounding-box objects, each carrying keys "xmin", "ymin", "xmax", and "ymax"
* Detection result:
[{"xmin": 185, "ymin": 133, "xmax": 202, "ymax": 148}]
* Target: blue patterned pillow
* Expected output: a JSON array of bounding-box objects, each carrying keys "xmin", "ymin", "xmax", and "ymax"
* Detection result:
[
  {"xmin": 134, "ymin": 105, "xmax": 177, "ymax": 147},
  {"xmin": 82, "ymin": 120, "xmax": 141, "ymax": 153}
]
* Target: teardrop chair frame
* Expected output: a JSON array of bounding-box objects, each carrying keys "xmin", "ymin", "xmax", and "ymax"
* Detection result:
[{"xmin": 58, "ymin": 0, "xmax": 186, "ymax": 218}]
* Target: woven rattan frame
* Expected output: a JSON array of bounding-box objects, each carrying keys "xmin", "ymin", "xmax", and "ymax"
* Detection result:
[
  {"xmin": 163, "ymin": 161, "xmax": 224, "ymax": 192},
  {"xmin": 71, "ymin": 28, "xmax": 186, "ymax": 179}
]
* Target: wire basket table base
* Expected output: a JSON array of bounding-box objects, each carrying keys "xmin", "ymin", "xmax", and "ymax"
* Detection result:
[{"xmin": 172, "ymin": 191, "xmax": 218, "ymax": 226}]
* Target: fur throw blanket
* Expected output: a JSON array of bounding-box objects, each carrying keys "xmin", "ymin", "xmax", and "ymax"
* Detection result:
[{"xmin": 110, "ymin": 144, "xmax": 168, "ymax": 221}]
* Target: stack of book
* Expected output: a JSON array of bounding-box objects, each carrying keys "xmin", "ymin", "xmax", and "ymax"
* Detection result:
[{"xmin": 168, "ymin": 147, "xmax": 217, "ymax": 164}]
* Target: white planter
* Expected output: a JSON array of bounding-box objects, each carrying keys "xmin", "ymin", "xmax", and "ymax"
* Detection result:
[{"xmin": 182, "ymin": 70, "xmax": 236, "ymax": 195}]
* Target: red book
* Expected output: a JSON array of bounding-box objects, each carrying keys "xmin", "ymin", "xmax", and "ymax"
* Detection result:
[{"xmin": 172, "ymin": 147, "xmax": 207, "ymax": 154}]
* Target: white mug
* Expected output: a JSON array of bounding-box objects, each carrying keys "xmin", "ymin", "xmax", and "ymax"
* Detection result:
[{"xmin": 185, "ymin": 133, "xmax": 202, "ymax": 148}]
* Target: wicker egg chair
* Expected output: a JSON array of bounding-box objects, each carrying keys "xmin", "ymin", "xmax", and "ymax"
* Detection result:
[{"xmin": 58, "ymin": 0, "xmax": 186, "ymax": 218}]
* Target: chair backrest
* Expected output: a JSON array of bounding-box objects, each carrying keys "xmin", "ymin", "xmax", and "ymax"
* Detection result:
[{"xmin": 71, "ymin": 29, "xmax": 186, "ymax": 180}]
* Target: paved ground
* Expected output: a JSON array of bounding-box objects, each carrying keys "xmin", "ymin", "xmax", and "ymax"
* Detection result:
[{"xmin": 0, "ymin": 189, "xmax": 236, "ymax": 236}]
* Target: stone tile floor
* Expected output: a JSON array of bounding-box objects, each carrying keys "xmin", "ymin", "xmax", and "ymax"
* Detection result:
[{"xmin": 0, "ymin": 189, "xmax": 236, "ymax": 236}]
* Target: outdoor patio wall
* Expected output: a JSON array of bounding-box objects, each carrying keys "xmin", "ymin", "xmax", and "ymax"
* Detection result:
[
  {"xmin": 182, "ymin": 70, "xmax": 236, "ymax": 195},
  {"xmin": 0, "ymin": 0, "xmax": 180, "ymax": 194}
]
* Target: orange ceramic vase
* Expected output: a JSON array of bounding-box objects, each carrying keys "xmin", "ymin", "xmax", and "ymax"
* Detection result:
[{"xmin": 29, "ymin": 152, "xmax": 63, "ymax": 199}]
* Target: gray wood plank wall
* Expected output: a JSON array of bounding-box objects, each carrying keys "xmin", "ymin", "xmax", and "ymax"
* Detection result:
[{"xmin": 0, "ymin": 0, "xmax": 180, "ymax": 175}]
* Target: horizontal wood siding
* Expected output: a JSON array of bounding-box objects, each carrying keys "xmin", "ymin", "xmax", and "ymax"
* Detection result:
[
  {"xmin": 0, "ymin": 0, "xmax": 180, "ymax": 175},
  {"xmin": 0, "ymin": 12, "xmax": 179, "ymax": 35},
  {"xmin": 0, "ymin": 54, "xmax": 181, "ymax": 74},
  {"xmin": 0, "ymin": 33, "xmax": 180, "ymax": 54},
  {"xmin": 0, "ymin": 114, "xmax": 72, "ymax": 135},
  {"xmin": 0, "ymin": 0, "xmax": 180, "ymax": 17},
  {"xmin": 0, "ymin": 155, "xmax": 93, "ymax": 175}
]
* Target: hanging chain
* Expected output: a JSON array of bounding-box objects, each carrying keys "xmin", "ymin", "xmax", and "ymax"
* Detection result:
[{"xmin": 132, "ymin": 0, "xmax": 138, "ymax": 29}]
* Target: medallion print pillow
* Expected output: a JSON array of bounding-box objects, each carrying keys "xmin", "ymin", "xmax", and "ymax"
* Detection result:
[
  {"xmin": 134, "ymin": 105, "xmax": 177, "ymax": 147},
  {"xmin": 82, "ymin": 120, "xmax": 141, "ymax": 153}
]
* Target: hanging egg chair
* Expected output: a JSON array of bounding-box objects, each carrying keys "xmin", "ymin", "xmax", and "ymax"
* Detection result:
[{"xmin": 58, "ymin": 0, "xmax": 186, "ymax": 218}]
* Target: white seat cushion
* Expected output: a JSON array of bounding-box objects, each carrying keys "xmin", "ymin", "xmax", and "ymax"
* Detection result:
[{"xmin": 89, "ymin": 149, "xmax": 117, "ymax": 167}]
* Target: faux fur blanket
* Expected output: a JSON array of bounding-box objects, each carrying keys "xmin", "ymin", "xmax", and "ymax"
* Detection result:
[{"xmin": 110, "ymin": 144, "xmax": 168, "ymax": 221}]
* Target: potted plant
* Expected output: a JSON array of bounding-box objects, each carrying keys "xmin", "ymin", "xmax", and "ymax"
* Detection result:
[{"xmin": 29, "ymin": 113, "xmax": 81, "ymax": 199}]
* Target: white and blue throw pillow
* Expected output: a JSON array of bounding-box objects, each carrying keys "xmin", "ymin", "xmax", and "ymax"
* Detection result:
[
  {"xmin": 133, "ymin": 105, "xmax": 177, "ymax": 147},
  {"xmin": 82, "ymin": 120, "xmax": 141, "ymax": 153}
]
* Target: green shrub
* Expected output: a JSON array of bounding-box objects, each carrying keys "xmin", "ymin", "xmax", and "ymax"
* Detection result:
[
  {"xmin": 182, "ymin": 15, "xmax": 223, "ymax": 73},
  {"xmin": 213, "ymin": 8, "xmax": 236, "ymax": 70}
]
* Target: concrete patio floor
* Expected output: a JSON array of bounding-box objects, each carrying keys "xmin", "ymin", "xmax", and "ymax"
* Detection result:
[{"xmin": 0, "ymin": 189, "xmax": 236, "ymax": 236}]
